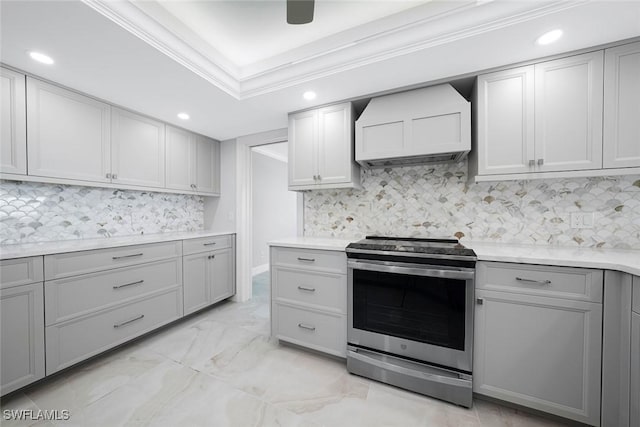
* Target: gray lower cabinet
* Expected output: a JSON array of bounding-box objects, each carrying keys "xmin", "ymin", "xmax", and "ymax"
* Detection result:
[
  {"xmin": 183, "ymin": 236, "xmax": 235, "ymax": 316},
  {"xmin": 1, "ymin": 281, "xmax": 45, "ymax": 395},
  {"xmin": 631, "ymin": 277, "xmax": 640, "ymax": 427},
  {"xmin": 474, "ymin": 262, "xmax": 603, "ymax": 426},
  {"xmin": 270, "ymin": 246, "xmax": 347, "ymax": 357}
]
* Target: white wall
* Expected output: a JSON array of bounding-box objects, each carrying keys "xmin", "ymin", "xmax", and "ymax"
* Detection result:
[{"xmin": 251, "ymin": 148, "xmax": 297, "ymax": 270}]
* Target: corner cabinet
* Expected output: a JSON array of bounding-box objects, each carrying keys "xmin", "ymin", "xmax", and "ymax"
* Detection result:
[
  {"xmin": 603, "ymin": 41, "xmax": 640, "ymax": 169},
  {"xmin": 26, "ymin": 77, "xmax": 112, "ymax": 183},
  {"xmin": 474, "ymin": 262, "xmax": 603, "ymax": 426},
  {"xmin": 288, "ymin": 102, "xmax": 360, "ymax": 191},
  {"xmin": 475, "ymin": 51, "xmax": 604, "ymax": 177},
  {"xmin": 182, "ymin": 235, "xmax": 235, "ymax": 315},
  {"xmin": 0, "ymin": 257, "xmax": 45, "ymax": 396},
  {"xmin": 0, "ymin": 67, "xmax": 27, "ymax": 175},
  {"xmin": 166, "ymin": 126, "xmax": 220, "ymax": 196}
]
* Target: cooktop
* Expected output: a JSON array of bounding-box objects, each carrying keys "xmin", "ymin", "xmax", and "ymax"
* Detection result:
[{"xmin": 346, "ymin": 236, "xmax": 477, "ymax": 259}]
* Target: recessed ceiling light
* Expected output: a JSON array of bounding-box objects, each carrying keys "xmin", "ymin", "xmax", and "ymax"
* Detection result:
[
  {"xmin": 177, "ymin": 112, "xmax": 190, "ymax": 120},
  {"xmin": 28, "ymin": 51, "xmax": 54, "ymax": 65},
  {"xmin": 303, "ymin": 91, "xmax": 317, "ymax": 100},
  {"xmin": 536, "ymin": 29, "xmax": 563, "ymax": 45}
]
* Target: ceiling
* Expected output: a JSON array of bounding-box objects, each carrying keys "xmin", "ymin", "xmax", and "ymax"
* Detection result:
[{"xmin": 1, "ymin": 1, "xmax": 639, "ymax": 141}]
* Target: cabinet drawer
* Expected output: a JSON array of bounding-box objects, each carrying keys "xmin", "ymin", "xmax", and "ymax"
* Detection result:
[
  {"xmin": 45, "ymin": 287, "xmax": 182, "ymax": 374},
  {"xmin": 183, "ymin": 235, "xmax": 232, "ymax": 256},
  {"xmin": 633, "ymin": 276, "xmax": 640, "ymax": 314},
  {"xmin": 273, "ymin": 267, "xmax": 346, "ymax": 312},
  {"xmin": 0, "ymin": 257, "xmax": 43, "ymax": 289},
  {"xmin": 477, "ymin": 262, "xmax": 603, "ymax": 303},
  {"xmin": 273, "ymin": 303, "xmax": 346, "ymax": 357},
  {"xmin": 45, "ymin": 258, "xmax": 182, "ymax": 325},
  {"xmin": 271, "ymin": 247, "xmax": 346, "ymax": 274},
  {"xmin": 44, "ymin": 241, "xmax": 182, "ymax": 280}
]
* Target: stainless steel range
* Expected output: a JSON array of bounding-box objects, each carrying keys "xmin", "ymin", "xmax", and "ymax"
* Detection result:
[{"xmin": 346, "ymin": 236, "xmax": 477, "ymax": 407}]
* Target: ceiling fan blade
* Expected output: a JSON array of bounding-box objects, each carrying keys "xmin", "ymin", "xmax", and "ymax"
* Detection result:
[{"xmin": 287, "ymin": 0, "xmax": 315, "ymax": 25}]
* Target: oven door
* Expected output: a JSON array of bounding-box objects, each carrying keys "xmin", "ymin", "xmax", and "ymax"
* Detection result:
[{"xmin": 347, "ymin": 258, "xmax": 474, "ymax": 373}]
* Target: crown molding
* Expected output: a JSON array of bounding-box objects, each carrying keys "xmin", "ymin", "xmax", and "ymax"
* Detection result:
[{"xmin": 82, "ymin": 0, "xmax": 583, "ymax": 100}]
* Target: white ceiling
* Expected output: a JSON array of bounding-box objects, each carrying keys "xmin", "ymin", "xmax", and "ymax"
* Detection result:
[{"xmin": 1, "ymin": 1, "xmax": 639, "ymax": 141}]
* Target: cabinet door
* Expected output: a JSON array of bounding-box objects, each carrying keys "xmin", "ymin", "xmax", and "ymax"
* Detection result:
[
  {"xmin": 288, "ymin": 110, "xmax": 317, "ymax": 188},
  {"xmin": 210, "ymin": 248, "xmax": 234, "ymax": 303},
  {"xmin": 534, "ymin": 51, "xmax": 604, "ymax": 172},
  {"xmin": 0, "ymin": 68, "xmax": 27, "ymax": 175},
  {"xmin": 317, "ymin": 103, "xmax": 353, "ymax": 185},
  {"xmin": 183, "ymin": 252, "xmax": 210, "ymax": 315},
  {"xmin": 195, "ymin": 135, "xmax": 220, "ymax": 195},
  {"xmin": 1, "ymin": 282, "xmax": 45, "ymax": 396},
  {"xmin": 476, "ymin": 66, "xmax": 535, "ymax": 175},
  {"xmin": 631, "ymin": 311, "xmax": 640, "ymax": 427},
  {"xmin": 604, "ymin": 41, "xmax": 640, "ymax": 169},
  {"xmin": 474, "ymin": 289, "xmax": 602, "ymax": 425},
  {"xmin": 166, "ymin": 125, "xmax": 196, "ymax": 192},
  {"xmin": 27, "ymin": 78, "xmax": 111, "ymax": 183},
  {"xmin": 111, "ymin": 108, "xmax": 165, "ymax": 188}
]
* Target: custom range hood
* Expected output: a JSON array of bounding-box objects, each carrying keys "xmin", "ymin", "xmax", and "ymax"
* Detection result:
[{"xmin": 355, "ymin": 84, "xmax": 471, "ymax": 168}]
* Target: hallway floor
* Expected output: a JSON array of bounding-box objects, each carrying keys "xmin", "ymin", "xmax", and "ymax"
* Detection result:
[{"xmin": 1, "ymin": 272, "xmax": 568, "ymax": 426}]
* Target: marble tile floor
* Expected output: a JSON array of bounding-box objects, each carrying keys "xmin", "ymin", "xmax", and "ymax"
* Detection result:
[{"xmin": 1, "ymin": 272, "xmax": 571, "ymax": 427}]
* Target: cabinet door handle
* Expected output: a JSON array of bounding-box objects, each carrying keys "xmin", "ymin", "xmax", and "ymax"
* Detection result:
[
  {"xmin": 297, "ymin": 285, "xmax": 316, "ymax": 292},
  {"xmin": 297, "ymin": 257, "xmax": 315, "ymax": 262},
  {"xmin": 537, "ymin": 159, "xmax": 544, "ymax": 166},
  {"xmin": 317, "ymin": 175, "xmax": 321, "ymax": 180},
  {"xmin": 516, "ymin": 277, "xmax": 551, "ymax": 285},
  {"xmin": 208, "ymin": 255, "xmax": 216, "ymax": 259},
  {"xmin": 203, "ymin": 242, "xmax": 217, "ymax": 246},
  {"xmin": 297, "ymin": 323, "xmax": 316, "ymax": 331},
  {"xmin": 476, "ymin": 298, "xmax": 484, "ymax": 305},
  {"xmin": 106, "ymin": 173, "xmax": 112, "ymax": 179},
  {"xmin": 113, "ymin": 314, "xmax": 144, "ymax": 328},
  {"xmin": 113, "ymin": 279, "xmax": 144, "ymax": 289},
  {"xmin": 528, "ymin": 160, "xmax": 535, "ymax": 167},
  {"xmin": 112, "ymin": 253, "xmax": 143, "ymax": 260},
  {"xmin": 112, "ymin": 174, "xmax": 118, "ymax": 179}
]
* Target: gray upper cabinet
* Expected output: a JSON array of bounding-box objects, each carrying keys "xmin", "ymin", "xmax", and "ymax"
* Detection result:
[
  {"xmin": 476, "ymin": 65, "xmax": 535, "ymax": 175},
  {"xmin": 26, "ymin": 77, "xmax": 111, "ymax": 183},
  {"xmin": 288, "ymin": 102, "xmax": 359, "ymax": 191},
  {"xmin": 166, "ymin": 125, "xmax": 196, "ymax": 192},
  {"xmin": 165, "ymin": 126, "xmax": 220, "ymax": 195},
  {"xmin": 0, "ymin": 67, "xmax": 27, "ymax": 175},
  {"xmin": 111, "ymin": 107, "xmax": 165, "ymax": 188},
  {"xmin": 534, "ymin": 51, "xmax": 604, "ymax": 172},
  {"xmin": 195, "ymin": 134, "xmax": 220, "ymax": 196},
  {"xmin": 603, "ymin": 41, "xmax": 640, "ymax": 169}
]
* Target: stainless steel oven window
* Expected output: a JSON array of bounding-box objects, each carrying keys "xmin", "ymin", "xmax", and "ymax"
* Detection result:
[{"xmin": 347, "ymin": 259, "xmax": 475, "ymax": 373}]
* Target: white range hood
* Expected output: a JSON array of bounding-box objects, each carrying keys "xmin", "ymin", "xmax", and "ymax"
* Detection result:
[{"xmin": 355, "ymin": 84, "xmax": 471, "ymax": 168}]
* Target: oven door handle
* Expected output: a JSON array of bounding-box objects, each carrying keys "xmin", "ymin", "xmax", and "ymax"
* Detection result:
[{"xmin": 347, "ymin": 260, "xmax": 474, "ymax": 280}]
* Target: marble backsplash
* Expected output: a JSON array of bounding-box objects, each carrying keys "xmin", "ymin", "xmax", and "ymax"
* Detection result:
[
  {"xmin": 303, "ymin": 162, "xmax": 640, "ymax": 249},
  {"xmin": 0, "ymin": 181, "xmax": 204, "ymax": 245}
]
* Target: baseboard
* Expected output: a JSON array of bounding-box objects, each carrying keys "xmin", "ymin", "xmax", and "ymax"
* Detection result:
[{"xmin": 252, "ymin": 263, "xmax": 269, "ymax": 276}]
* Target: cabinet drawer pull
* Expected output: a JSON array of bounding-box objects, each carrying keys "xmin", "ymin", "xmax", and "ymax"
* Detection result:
[
  {"xmin": 515, "ymin": 277, "xmax": 551, "ymax": 285},
  {"xmin": 113, "ymin": 279, "xmax": 144, "ymax": 289},
  {"xmin": 113, "ymin": 314, "xmax": 144, "ymax": 328},
  {"xmin": 203, "ymin": 242, "xmax": 217, "ymax": 246},
  {"xmin": 297, "ymin": 286, "xmax": 316, "ymax": 292},
  {"xmin": 298, "ymin": 323, "xmax": 316, "ymax": 331},
  {"xmin": 297, "ymin": 257, "xmax": 315, "ymax": 262},
  {"xmin": 112, "ymin": 253, "xmax": 143, "ymax": 260}
]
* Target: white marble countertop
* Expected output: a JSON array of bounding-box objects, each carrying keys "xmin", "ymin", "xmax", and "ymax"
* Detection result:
[
  {"xmin": 268, "ymin": 236, "xmax": 352, "ymax": 251},
  {"xmin": 266, "ymin": 236, "xmax": 640, "ymax": 276},
  {"xmin": 0, "ymin": 230, "xmax": 236, "ymax": 260}
]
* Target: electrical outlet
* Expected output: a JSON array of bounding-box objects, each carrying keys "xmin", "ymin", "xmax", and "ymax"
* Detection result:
[{"xmin": 570, "ymin": 212, "xmax": 594, "ymax": 229}]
